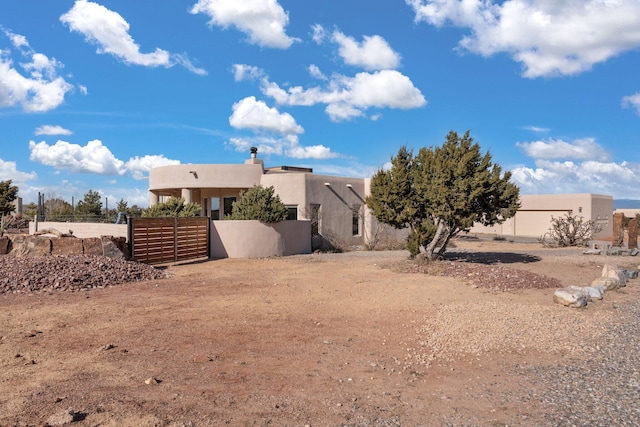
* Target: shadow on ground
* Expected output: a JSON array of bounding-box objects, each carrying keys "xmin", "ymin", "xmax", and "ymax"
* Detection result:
[{"xmin": 444, "ymin": 251, "xmax": 542, "ymax": 265}]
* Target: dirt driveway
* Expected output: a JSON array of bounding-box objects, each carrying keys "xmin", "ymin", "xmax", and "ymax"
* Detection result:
[{"xmin": 0, "ymin": 238, "xmax": 638, "ymax": 426}]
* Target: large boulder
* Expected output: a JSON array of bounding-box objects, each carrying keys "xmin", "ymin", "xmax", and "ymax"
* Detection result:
[
  {"xmin": 51, "ymin": 237, "xmax": 84, "ymax": 256},
  {"xmin": 9, "ymin": 235, "xmax": 51, "ymax": 257},
  {"xmin": 601, "ymin": 264, "xmax": 627, "ymax": 288},
  {"xmin": 591, "ymin": 277, "xmax": 620, "ymax": 291},
  {"xmin": 101, "ymin": 236, "xmax": 126, "ymax": 259},
  {"xmin": 83, "ymin": 238, "xmax": 103, "ymax": 256},
  {"xmin": 554, "ymin": 287, "xmax": 589, "ymax": 308},
  {"xmin": 569, "ymin": 285, "xmax": 605, "ymax": 301}
]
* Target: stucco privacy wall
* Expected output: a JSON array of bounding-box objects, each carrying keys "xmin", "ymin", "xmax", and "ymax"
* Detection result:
[
  {"xmin": 29, "ymin": 222, "xmax": 128, "ymax": 239},
  {"xmin": 210, "ymin": 220, "xmax": 311, "ymax": 258},
  {"xmin": 469, "ymin": 193, "xmax": 613, "ymax": 238}
]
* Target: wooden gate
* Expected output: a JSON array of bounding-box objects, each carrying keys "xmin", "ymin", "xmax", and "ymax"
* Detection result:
[{"xmin": 129, "ymin": 217, "xmax": 209, "ymax": 264}]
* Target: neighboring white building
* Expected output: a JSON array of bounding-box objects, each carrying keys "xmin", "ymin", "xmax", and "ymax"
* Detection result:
[{"xmin": 470, "ymin": 193, "xmax": 613, "ymax": 239}]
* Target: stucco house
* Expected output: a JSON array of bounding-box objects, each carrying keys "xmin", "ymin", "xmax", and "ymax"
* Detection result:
[
  {"xmin": 469, "ymin": 193, "xmax": 613, "ymax": 239},
  {"xmin": 148, "ymin": 148, "xmax": 394, "ymax": 252},
  {"xmin": 149, "ymin": 149, "xmax": 615, "ymax": 254}
]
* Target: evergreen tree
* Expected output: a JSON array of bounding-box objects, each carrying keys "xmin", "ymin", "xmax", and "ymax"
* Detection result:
[
  {"xmin": 116, "ymin": 198, "xmax": 128, "ymax": 212},
  {"xmin": 76, "ymin": 190, "xmax": 103, "ymax": 221},
  {"xmin": 367, "ymin": 131, "xmax": 520, "ymax": 260},
  {"xmin": 142, "ymin": 197, "xmax": 200, "ymax": 217},
  {"xmin": 0, "ymin": 180, "xmax": 18, "ymax": 215},
  {"xmin": 228, "ymin": 185, "xmax": 288, "ymax": 223}
]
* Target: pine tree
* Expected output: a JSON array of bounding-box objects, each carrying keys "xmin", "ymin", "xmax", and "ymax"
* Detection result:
[
  {"xmin": 367, "ymin": 131, "xmax": 520, "ymax": 260},
  {"xmin": 0, "ymin": 180, "xmax": 18, "ymax": 216}
]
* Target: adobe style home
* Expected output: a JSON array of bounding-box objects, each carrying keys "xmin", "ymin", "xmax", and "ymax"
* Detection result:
[
  {"xmin": 148, "ymin": 148, "xmax": 615, "ymax": 255},
  {"xmin": 148, "ymin": 148, "xmax": 387, "ymax": 253}
]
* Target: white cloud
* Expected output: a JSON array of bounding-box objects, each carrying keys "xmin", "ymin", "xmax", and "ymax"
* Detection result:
[
  {"xmin": 125, "ymin": 155, "xmax": 180, "ymax": 180},
  {"xmin": 511, "ymin": 160, "xmax": 640, "ymax": 199},
  {"xmin": 407, "ymin": 0, "xmax": 640, "ymax": 78},
  {"xmin": 0, "ymin": 30, "xmax": 74, "ymax": 112},
  {"xmin": 229, "ymin": 96, "xmax": 304, "ymax": 134},
  {"xmin": 226, "ymin": 135, "xmax": 337, "ymax": 160},
  {"xmin": 0, "ymin": 158, "xmax": 37, "ymax": 184},
  {"xmin": 190, "ymin": 0, "xmax": 296, "ymax": 49},
  {"xmin": 286, "ymin": 144, "xmax": 336, "ymax": 159},
  {"xmin": 29, "ymin": 139, "xmax": 126, "ymax": 175},
  {"xmin": 516, "ymin": 138, "xmax": 610, "ymax": 161},
  {"xmin": 331, "ymin": 30, "xmax": 401, "ymax": 71},
  {"xmin": 308, "ymin": 64, "xmax": 327, "ymax": 80},
  {"xmin": 523, "ymin": 125, "xmax": 550, "ymax": 133},
  {"xmin": 311, "ymin": 24, "xmax": 328, "ymax": 45},
  {"xmin": 622, "ymin": 92, "xmax": 640, "ymax": 115},
  {"xmin": 35, "ymin": 125, "xmax": 73, "ymax": 136},
  {"xmin": 262, "ymin": 69, "xmax": 426, "ymax": 121},
  {"xmin": 232, "ymin": 64, "xmax": 265, "ymax": 82},
  {"xmin": 61, "ymin": 0, "xmax": 206, "ymax": 74}
]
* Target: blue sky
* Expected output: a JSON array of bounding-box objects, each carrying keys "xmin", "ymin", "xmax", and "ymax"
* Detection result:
[{"xmin": 1, "ymin": 0, "xmax": 639, "ymax": 207}]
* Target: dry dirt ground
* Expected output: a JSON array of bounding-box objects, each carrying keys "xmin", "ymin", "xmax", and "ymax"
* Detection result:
[{"xmin": 1, "ymin": 237, "xmax": 639, "ymax": 426}]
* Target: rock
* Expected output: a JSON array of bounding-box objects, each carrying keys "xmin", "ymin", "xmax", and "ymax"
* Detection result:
[
  {"xmin": 554, "ymin": 287, "xmax": 588, "ymax": 308},
  {"xmin": 101, "ymin": 236, "xmax": 126, "ymax": 259},
  {"xmin": 570, "ymin": 285, "xmax": 605, "ymax": 300},
  {"xmin": 591, "ymin": 277, "xmax": 620, "ymax": 291},
  {"xmin": 630, "ymin": 248, "xmax": 639, "ymax": 256},
  {"xmin": 0, "ymin": 236, "xmax": 10, "ymax": 254},
  {"xmin": 628, "ymin": 270, "xmax": 639, "ymax": 279},
  {"xmin": 9, "ymin": 235, "xmax": 52, "ymax": 257},
  {"xmin": 51, "ymin": 237, "xmax": 84, "ymax": 256},
  {"xmin": 45, "ymin": 408, "xmax": 83, "ymax": 426},
  {"xmin": 34, "ymin": 228, "xmax": 67, "ymax": 238},
  {"xmin": 145, "ymin": 376, "xmax": 160, "ymax": 385},
  {"xmin": 582, "ymin": 249, "xmax": 601, "ymax": 255},
  {"xmin": 83, "ymin": 238, "xmax": 103, "ymax": 256},
  {"xmin": 602, "ymin": 264, "xmax": 627, "ymax": 287}
]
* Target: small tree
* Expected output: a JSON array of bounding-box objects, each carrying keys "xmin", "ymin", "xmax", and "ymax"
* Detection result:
[
  {"xmin": 116, "ymin": 198, "xmax": 128, "ymax": 213},
  {"xmin": 367, "ymin": 131, "xmax": 520, "ymax": 260},
  {"xmin": 76, "ymin": 190, "xmax": 103, "ymax": 221},
  {"xmin": 45, "ymin": 197, "xmax": 73, "ymax": 221},
  {"xmin": 545, "ymin": 213, "xmax": 603, "ymax": 247},
  {"xmin": 0, "ymin": 180, "xmax": 18, "ymax": 216},
  {"xmin": 142, "ymin": 197, "xmax": 201, "ymax": 217},
  {"xmin": 227, "ymin": 185, "xmax": 288, "ymax": 223}
]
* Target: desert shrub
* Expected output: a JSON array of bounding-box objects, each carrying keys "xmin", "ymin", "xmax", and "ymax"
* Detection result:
[
  {"xmin": 227, "ymin": 185, "xmax": 287, "ymax": 223},
  {"xmin": 545, "ymin": 213, "xmax": 602, "ymax": 247}
]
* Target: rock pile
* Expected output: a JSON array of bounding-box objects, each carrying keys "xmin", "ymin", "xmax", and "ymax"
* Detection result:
[
  {"xmin": 554, "ymin": 263, "xmax": 637, "ymax": 308},
  {"xmin": 0, "ymin": 255, "xmax": 167, "ymax": 294}
]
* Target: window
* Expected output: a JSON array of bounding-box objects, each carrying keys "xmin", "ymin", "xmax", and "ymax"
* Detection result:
[
  {"xmin": 310, "ymin": 204, "xmax": 320, "ymax": 236},
  {"xmin": 211, "ymin": 197, "xmax": 220, "ymax": 220},
  {"xmin": 351, "ymin": 204, "xmax": 361, "ymax": 236},
  {"xmin": 286, "ymin": 206, "xmax": 298, "ymax": 221},
  {"xmin": 223, "ymin": 197, "xmax": 236, "ymax": 217}
]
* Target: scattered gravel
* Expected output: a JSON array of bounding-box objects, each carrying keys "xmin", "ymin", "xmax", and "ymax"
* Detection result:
[
  {"xmin": 514, "ymin": 299, "xmax": 640, "ymax": 427},
  {"xmin": 0, "ymin": 255, "xmax": 168, "ymax": 294}
]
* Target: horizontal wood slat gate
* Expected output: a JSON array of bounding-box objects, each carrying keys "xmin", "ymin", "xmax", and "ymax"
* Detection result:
[{"xmin": 129, "ymin": 217, "xmax": 209, "ymax": 264}]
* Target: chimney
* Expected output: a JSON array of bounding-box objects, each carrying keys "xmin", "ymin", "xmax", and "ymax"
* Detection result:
[{"xmin": 245, "ymin": 146, "xmax": 264, "ymax": 170}]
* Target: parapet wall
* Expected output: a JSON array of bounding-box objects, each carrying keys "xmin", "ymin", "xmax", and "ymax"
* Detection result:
[{"xmin": 29, "ymin": 222, "xmax": 128, "ymax": 240}]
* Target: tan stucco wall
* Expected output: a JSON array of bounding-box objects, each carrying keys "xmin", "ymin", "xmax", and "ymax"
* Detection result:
[
  {"xmin": 29, "ymin": 221, "xmax": 128, "ymax": 239},
  {"xmin": 470, "ymin": 193, "xmax": 613, "ymax": 238},
  {"xmin": 210, "ymin": 220, "xmax": 311, "ymax": 258},
  {"xmin": 149, "ymin": 164, "xmax": 264, "ymax": 195}
]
